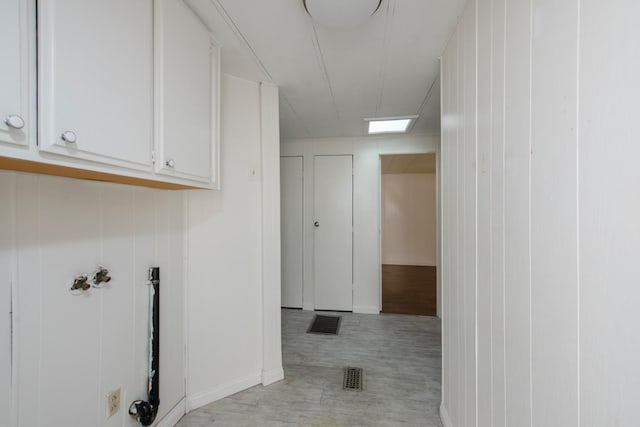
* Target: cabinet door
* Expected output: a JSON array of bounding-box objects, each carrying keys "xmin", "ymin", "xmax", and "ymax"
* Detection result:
[
  {"xmin": 0, "ymin": 0, "xmax": 33, "ymax": 149},
  {"xmin": 38, "ymin": 0, "xmax": 154, "ymax": 171},
  {"xmin": 156, "ymin": 0, "xmax": 219, "ymax": 186}
]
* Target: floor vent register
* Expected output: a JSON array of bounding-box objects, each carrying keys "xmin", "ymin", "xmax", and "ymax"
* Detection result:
[{"xmin": 343, "ymin": 367, "xmax": 363, "ymax": 391}]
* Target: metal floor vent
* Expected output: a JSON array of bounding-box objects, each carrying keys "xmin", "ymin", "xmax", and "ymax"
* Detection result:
[
  {"xmin": 343, "ymin": 367, "xmax": 363, "ymax": 391},
  {"xmin": 307, "ymin": 315, "xmax": 341, "ymax": 335}
]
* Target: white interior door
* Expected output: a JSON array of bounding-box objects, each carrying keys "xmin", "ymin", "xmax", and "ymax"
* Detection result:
[
  {"xmin": 280, "ymin": 156, "xmax": 304, "ymax": 308},
  {"xmin": 314, "ymin": 155, "xmax": 353, "ymax": 311}
]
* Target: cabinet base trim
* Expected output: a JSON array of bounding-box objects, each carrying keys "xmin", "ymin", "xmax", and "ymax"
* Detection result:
[{"xmin": 0, "ymin": 156, "xmax": 199, "ymax": 190}]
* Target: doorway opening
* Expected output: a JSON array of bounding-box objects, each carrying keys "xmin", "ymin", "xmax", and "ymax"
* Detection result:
[{"xmin": 380, "ymin": 153, "xmax": 438, "ymax": 316}]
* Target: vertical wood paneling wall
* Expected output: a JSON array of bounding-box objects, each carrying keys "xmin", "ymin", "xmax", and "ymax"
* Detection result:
[
  {"xmin": 0, "ymin": 172, "xmax": 186, "ymax": 427},
  {"xmin": 0, "ymin": 74, "xmax": 283, "ymax": 427},
  {"xmin": 440, "ymin": 0, "xmax": 640, "ymax": 426}
]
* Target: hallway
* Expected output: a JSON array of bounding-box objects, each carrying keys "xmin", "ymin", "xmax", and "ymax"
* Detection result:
[{"xmin": 177, "ymin": 309, "xmax": 442, "ymax": 426}]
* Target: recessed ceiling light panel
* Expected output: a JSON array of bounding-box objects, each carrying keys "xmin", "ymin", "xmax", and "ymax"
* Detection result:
[
  {"xmin": 366, "ymin": 116, "xmax": 417, "ymax": 134},
  {"xmin": 304, "ymin": 0, "xmax": 382, "ymax": 28}
]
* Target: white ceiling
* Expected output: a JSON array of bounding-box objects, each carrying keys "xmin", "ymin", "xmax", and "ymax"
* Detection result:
[{"xmin": 186, "ymin": 0, "xmax": 465, "ymax": 139}]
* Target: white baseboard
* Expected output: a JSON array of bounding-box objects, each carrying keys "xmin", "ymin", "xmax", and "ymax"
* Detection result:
[
  {"xmin": 352, "ymin": 305, "xmax": 380, "ymax": 315},
  {"xmin": 156, "ymin": 398, "xmax": 186, "ymax": 427},
  {"xmin": 186, "ymin": 372, "xmax": 262, "ymax": 412},
  {"xmin": 262, "ymin": 367, "xmax": 284, "ymax": 386},
  {"xmin": 440, "ymin": 402, "xmax": 453, "ymax": 427}
]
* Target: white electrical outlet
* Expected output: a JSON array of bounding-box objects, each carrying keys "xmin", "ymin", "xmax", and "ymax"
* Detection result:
[{"xmin": 107, "ymin": 388, "xmax": 121, "ymax": 418}]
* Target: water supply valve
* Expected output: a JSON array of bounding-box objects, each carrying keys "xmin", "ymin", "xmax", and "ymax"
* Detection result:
[
  {"xmin": 69, "ymin": 275, "xmax": 90, "ymax": 295},
  {"xmin": 92, "ymin": 266, "xmax": 111, "ymax": 288}
]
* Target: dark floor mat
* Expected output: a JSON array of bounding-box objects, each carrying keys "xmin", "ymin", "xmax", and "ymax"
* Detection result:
[{"xmin": 307, "ymin": 314, "xmax": 341, "ymax": 334}]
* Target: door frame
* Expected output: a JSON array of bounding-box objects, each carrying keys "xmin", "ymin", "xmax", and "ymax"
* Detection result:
[{"xmin": 378, "ymin": 151, "xmax": 441, "ymax": 317}]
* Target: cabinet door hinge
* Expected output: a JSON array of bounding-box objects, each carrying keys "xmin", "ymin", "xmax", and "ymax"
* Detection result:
[{"xmin": 151, "ymin": 150, "xmax": 156, "ymax": 164}]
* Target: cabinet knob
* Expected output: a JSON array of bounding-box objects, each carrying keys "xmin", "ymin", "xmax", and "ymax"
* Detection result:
[
  {"xmin": 166, "ymin": 159, "xmax": 175, "ymax": 168},
  {"xmin": 61, "ymin": 131, "xmax": 77, "ymax": 143},
  {"xmin": 4, "ymin": 115, "xmax": 25, "ymax": 130}
]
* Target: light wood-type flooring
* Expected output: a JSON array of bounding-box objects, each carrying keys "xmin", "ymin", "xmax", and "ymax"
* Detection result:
[
  {"xmin": 176, "ymin": 309, "xmax": 442, "ymax": 426},
  {"xmin": 382, "ymin": 265, "xmax": 437, "ymax": 316}
]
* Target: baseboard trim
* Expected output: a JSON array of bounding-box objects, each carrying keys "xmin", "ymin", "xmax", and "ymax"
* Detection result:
[
  {"xmin": 352, "ymin": 305, "xmax": 380, "ymax": 315},
  {"xmin": 156, "ymin": 398, "xmax": 186, "ymax": 427},
  {"xmin": 262, "ymin": 367, "xmax": 284, "ymax": 386},
  {"xmin": 186, "ymin": 372, "xmax": 262, "ymax": 412},
  {"xmin": 440, "ymin": 402, "xmax": 453, "ymax": 427}
]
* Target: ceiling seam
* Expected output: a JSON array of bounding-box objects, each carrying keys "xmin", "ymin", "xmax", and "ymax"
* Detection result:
[
  {"xmin": 375, "ymin": 0, "xmax": 396, "ymax": 116},
  {"xmin": 309, "ymin": 22, "xmax": 341, "ymax": 122},
  {"xmin": 415, "ymin": 74, "xmax": 439, "ymax": 118},
  {"xmin": 211, "ymin": 0, "xmax": 274, "ymax": 82},
  {"xmin": 214, "ymin": 0, "xmax": 313, "ymax": 138}
]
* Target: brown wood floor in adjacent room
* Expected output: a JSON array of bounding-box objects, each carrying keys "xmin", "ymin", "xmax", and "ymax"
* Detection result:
[{"xmin": 382, "ymin": 264, "xmax": 437, "ymax": 316}]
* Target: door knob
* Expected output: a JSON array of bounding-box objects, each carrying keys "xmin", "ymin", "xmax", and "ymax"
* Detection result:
[
  {"xmin": 165, "ymin": 159, "xmax": 175, "ymax": 167},
  {"xmin": 61, "ymin": 130, "xmax": 77, "ymax": 143},
  {"xmin": 314, "ymin": 221, "xmax": 320, "ymax": 227},
  {"xmin": 4, "ymin": 114, "xmax": 25, "ymax": 129}
]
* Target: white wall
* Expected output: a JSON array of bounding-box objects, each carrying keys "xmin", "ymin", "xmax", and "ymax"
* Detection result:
[
  {"xmin": 186, "ymin": 74, "xmax": 283, "ymax": 410},
  {"xmin": 0, "ymin": 172, "xmax": 186, "ymax": 427},
  {"xmin": 281, "ymin": 135, "xmax": 439, "ymax": 314},
  {"xmin": 0, "ymin": 74, "xmax": 284, "ymax": 427},
  {"xmin": 0, "ymin": 177, "xmax": 12, "ymax": 427},
  {"xmin": 381, "ymin": 173, "xmax": 437, "ymax": 266},
  {"xmin": 440, "ymin": 0, "xmax": 640, "ymax": 426}
]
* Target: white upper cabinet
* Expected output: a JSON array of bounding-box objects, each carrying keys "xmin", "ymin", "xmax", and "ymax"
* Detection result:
[
  {"xmin": 155, "ymin": 0, "xmax": 220, "ymax": 187},
  {"xmin": 0, "ymin": 0, "xmax": 34, "ymax": 149},
  {"xmin": 0, "ymin": 0, "xmax": 221, "ymax": 189},
  {"xmin": 37, "ymin": 0, "xmax": 154, "ymax": 171}
]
